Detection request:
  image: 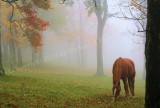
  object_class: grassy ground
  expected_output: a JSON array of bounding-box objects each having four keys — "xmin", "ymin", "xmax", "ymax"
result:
[{"xmin": 0, "ymin": 67, "xmax": 145, "ymax": 108}]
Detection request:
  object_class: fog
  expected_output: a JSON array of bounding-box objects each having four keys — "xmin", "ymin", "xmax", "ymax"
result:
[
  {"xmin": 39, "ymin": 1, "xmax": 145, "ymax": 77},
  {"xmin": 2, "ymin": 0, "xmax": 145, "ymax": 78},
  {"xmin": 0, "ymin": 1, "xmax": 147, "ymax": 107}
]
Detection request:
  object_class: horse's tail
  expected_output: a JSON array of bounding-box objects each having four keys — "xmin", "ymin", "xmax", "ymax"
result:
[{"xmin": 130, "ymin": 60, "xmax": 136, "ymax": 77}]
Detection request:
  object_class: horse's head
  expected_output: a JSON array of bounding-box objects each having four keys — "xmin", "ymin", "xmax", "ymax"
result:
[{"xmin": 112, "ymin": 82, "xmax": 121, "ymax": 101}]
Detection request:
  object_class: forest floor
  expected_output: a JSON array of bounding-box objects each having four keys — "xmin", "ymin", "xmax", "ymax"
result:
[{"xmin": 0, "ymin": 66, "xmax": 145, "ymax": 108}]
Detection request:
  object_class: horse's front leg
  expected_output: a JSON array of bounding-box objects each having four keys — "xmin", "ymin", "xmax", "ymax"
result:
[{"xmin": 122, "ymin": 78, "xmax": 129, "ymax": 99}]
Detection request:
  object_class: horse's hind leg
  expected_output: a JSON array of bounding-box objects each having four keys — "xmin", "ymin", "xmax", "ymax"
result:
[
  {"xmin": 131, "ymin": 77, "xmax": 135, "ymax": 96},
  {"xmin": 122, "ymin": 78, "xmax": 129, "ymax": 98},
  {"xmin": 128, "ymin": 77, "xmax": 135, "ymax": 96}
]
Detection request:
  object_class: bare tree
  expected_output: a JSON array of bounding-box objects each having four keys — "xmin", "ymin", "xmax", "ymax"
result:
[
  {"xmin": 114, "ymin": 0, "xmax": 147, "ymax": 79},
  {"xmin": 115, "ymin": 0, "xmax": 147, "ymax": 32}
]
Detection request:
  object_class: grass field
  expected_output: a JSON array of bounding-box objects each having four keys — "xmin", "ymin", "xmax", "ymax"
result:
[{"xmin": 0, "ymin": 66, "xmax": 145, "ymax": 108}]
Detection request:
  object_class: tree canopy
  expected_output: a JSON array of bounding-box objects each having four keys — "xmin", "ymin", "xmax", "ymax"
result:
[{"xmin": 0, "ymin": 0, "xmax": 51, "ymax": 51}]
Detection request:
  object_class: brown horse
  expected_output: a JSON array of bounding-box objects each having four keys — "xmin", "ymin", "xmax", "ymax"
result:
[{"xmin": 112, "ymin": 57, "xmax": 136, "ymax": 101}]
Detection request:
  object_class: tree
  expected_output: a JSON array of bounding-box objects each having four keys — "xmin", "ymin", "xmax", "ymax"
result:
[
  {"xmin": 115, "ymin": 0, "xmax": 147, "ymax": 79},
  {"xmin": 17, "ymin": 43, "xmax": 23, "ymax": 67},
  {"xmin": 61, "ymin": 0, "xmax": 108, "ymax": 75},
  {"xmin": 1, "ymin": 25, "xmax": 9, "ymax": 66},
  {"xmin": 145, "ymin": 0, "xmax": 160, "ymax": 107},
  {"xmin": 131, "ymin": 0, "xmax": 147, "ymax": 80},
  {"xmin": 0, "ymin": 0, "xmax": 51, "ymax": 75},
  {"xmin": 85, "ymin": 0, "xmax": 108, "ymax": 75},
  {"xmin": 95, "ymin": 0, "xmax": 108, "ymax": 75},
  {"xmin": 0, "ymin": 25, "xmax": 5, "ymax": 75},
  {"xmin": 9, "ymin": 39, "xmax": 16, "ymax": 70},
  {"xmin": 116, "ymin": 0, "xmax": 147, "ymax": 33},
  {"xmin": 64, "ymin": 0, "xmax": 89, "ymax": 66}
]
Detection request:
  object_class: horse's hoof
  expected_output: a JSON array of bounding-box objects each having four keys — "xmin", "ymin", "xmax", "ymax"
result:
[{"xmin": 117, "ymin": 95, "xmax": 121, "ymax": 99}]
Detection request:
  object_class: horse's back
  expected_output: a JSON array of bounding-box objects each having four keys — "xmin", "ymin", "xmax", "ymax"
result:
[
  {"xmin": 122, "ymin": 58, "xmax": 136, "ymax": 78},
  {"xmin": 112, "ymin": 57, "xmax": 136, "ymax": 81}
]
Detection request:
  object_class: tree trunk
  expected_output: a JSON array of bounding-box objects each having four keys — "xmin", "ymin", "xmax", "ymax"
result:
[
  {"xmin": 0, "ymin": 25, "xmax": 4, "ymax": 75},
  {"xmin": 94, "ymin": 0, "xmax": 108, "ymax": 76},
  {"xmin": 38, "ymin": 49, "xmax": 43, "ymax": 64},
  {"xmin": 9, "ymin": 40, "xmax": 16, "ymax": 70},
  {"xmin": 79, "ymin": 28, "xmax": 84, "ymax": 67},
  {"xmin": 17, "ymin": 47, "xmax": 23, "ymax": 67},
  {"xmin": 96, "ymin": 22, "xmax": 104, "ymax": 75},
  {"xmin": 1, "ymin": 25, "xmax": 9, "ymax": 66},
  {"xmin": 145, "ymin": 0, "xmax": 160, "ymax": 107},
  {"xmin": 31, "ymin": 47, "xmax": 37, "ymax": 64},
  {"xmin": 3, "ymin": 42, "xmax": 9, "ymax": 65},
  {"xmin": 79, "ymin": 11, "xmax": 84, "ymax": 67}
]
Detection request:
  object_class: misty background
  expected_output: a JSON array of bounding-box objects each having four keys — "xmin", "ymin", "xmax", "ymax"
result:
[{"xmin": 2, "ymin": 0, "xmax": 145, "ymax": 78}]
